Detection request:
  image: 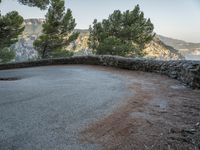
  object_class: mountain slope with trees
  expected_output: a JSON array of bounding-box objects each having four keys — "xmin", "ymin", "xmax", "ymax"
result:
[
  {"xmin": 0, "ymin": 1, "xmax": 184, "ymax": 62},
  {"xmin": 13, "ymin": 21, "xmax": 183, "ymax": 61}
]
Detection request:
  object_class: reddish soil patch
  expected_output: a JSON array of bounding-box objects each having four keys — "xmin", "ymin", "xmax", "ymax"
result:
[{"xmin": 80, "ymin": 66, "xmax": 200, "ymax": 150}]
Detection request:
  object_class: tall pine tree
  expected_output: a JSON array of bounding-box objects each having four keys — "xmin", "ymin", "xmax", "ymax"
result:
[
  {"xmin": 0, "ymin": 11, "xmax": 24, "ymax": 63},
  {"xmin": 0, "ymin": 0, "xmax": 48, "ymax": 62},
  {"xmin": 88, "ymin": 5, "xmax": 155, "ymax": 57},
  {"xmin": 34, "ymin": 0, "xmax": 79, "ymax": 58}
]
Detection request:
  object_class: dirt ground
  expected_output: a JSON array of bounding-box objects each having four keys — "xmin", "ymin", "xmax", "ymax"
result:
[{"xmin": 80, "ymin": 66, "xmax": 200, "ymax": 150}]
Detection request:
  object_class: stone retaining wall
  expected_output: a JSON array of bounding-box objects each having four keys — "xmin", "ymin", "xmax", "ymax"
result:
[{"xmin": 0, "ymin": 55, "xmax": 199, "ymax": 89}]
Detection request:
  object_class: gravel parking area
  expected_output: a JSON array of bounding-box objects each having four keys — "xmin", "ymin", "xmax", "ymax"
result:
[{"xmin": 0, "ymin": 65, "xmax": 199, "ymax": 150}]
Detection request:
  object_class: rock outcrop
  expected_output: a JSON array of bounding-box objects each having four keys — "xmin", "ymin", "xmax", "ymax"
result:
[
  {"xmin": 158, "ymin": 35, "xmax": 200, "ymax": 60},
  {"xmin": 143, "ymin": 37, "xmax": 184, "ymax": 60}
]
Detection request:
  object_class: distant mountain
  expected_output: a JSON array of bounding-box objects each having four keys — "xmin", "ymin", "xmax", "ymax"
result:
[
  {"xmin": 23, "ymin": 18, "xmax": 44, "ymax": 35},
  {"xmin": 13, "ymin": 18, "xmax": 184, "ymax": 61},
  {"xmin": 158, "ymin": 35, "xmax": 200, "ymax": 60}
]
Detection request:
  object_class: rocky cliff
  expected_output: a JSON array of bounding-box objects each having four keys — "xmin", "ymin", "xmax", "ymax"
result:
[
  {"xmin": 143, "ymin": 37, "xmax": 184, "ymax": 60},
  {"xmin": 158, "ymin": 35, "xmax": 200, "ymax": 60},
  {"xmin": 13, "ymin": 19, "xmax": 44, "ymax": 61}
]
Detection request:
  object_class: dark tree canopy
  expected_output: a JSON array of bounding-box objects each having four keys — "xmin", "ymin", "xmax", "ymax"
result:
[
  {"xmin": 88, "ymin": 5, "xmax": 155, "ymax": 56},
  {"xmin": 0, "ymin": 11, "xmax": 24, "ymax": 49},
  {"xmin": 0, "ymin": 0, "xmax": 49, "ymax": 9},
  {"xmin": 17, "ymin": 0, "xmax": 50, "ymax": 9},
  {"xmin": 34, "ymin": 0, "xmax": 79, "ymax": 58},
  {"xmin": 0, "ymin": 48, "xmax": 15, "ymax": 63},
  {"xmin": 0, "ymin": 11, "xmax": 24, "ymax": 62}
]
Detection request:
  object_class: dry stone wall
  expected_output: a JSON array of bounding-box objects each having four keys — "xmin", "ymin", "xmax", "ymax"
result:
[{"xmin": 0, "ymin": 55, "xmax": 199, "ymax": 89}]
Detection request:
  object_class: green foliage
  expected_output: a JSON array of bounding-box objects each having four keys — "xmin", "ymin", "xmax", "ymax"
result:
[
  {"xmin": 0, "ymin": 0, "xmax": 46, "ymax": 62},
  {"xmin": 96, "ymin": 36, "xmax": 135, "ymax": 56},
  {"xmin": 88, "ymin": 5, "xmax": 155, "ymax": 57},
  {"xmin": 0, "ymin": 11, "xmax": 24, "ymax": 62},
  {"xmin": 50, "ymin": 50, "xmax": 74, "ymax": 58},
  {"xmin": 0, "ymin": 0, "xmax": 49, "ymax": 9},
  {"xmin": 19, "ymin": 0, "xmax": 49, "ymax": 9},
  {"xmin": 18, "ymin": 0, "xmax": 49, "ymax": 9},
  {"xmin": 0, "ymin": 48, "xmax": 15, "ymax": 63},
  {"xmin": 34, "ymin": 0, "xmax": 79, "ymax": 58},
  {"xmin": 0, "ymin": 11, "xmax": 24, "ymax": 49}
]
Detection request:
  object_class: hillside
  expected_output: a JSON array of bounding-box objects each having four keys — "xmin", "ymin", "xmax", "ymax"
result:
[
  {"xmin": 158, "ymin": 35, "xmax": 200, "ymax": 60},
  {"xmin": 143, "ymin": 37, "xmax": 184, "ymax": 60},
  {"xmin": 13, "ymin": 19, "xmax": 184, "ymax": 61}
]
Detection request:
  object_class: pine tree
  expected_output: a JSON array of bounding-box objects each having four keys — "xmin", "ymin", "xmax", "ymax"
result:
[
  {"xmin": 0, "ymin": 0, "xmax": 49, "ymax": 9},
  {"xmin": 0, "ymin": 11, "xmax": 24, "ymax": 62},
  {"xmin": 34, "ymin": 0, "xmax": 79, "ymax": 58},
  {"xmin": 0, "ymin": 48, "xmax": 15, "ymax": 63},
  {"xmin": 88, "ymin": 5, "xmax": 155, "ymax": 57},
  {"xmin": 17, "ymin": 0, "xmax": 50, "ymax": 9},
  {"xmin": 0, "ymin": 0, "xmax": 47, "ymax": 63}
]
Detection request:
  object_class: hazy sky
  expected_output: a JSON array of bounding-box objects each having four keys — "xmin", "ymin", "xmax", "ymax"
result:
[{"xmin": 0, "ymin": 0, "xmax": 200, "ymax": 43}]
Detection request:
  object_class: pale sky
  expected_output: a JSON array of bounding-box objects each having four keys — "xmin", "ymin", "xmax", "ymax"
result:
[{"xmin": 0, "ymin": 0, "xmax": 200, "ymax": 43}]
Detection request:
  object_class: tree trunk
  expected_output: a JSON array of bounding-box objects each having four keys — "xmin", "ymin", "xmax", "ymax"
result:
[{"xmin": 42, "ymin": 44, "xmax": 48, "ymax": 59}]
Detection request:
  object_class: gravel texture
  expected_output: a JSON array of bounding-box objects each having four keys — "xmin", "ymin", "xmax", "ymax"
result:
[
  {"xmin": 0, "ymin": 65, "xmax": 128, "ymax": 150},
  {"xmin": 0, "ymin": 65, "xmax": 199, "ymax": 150}
]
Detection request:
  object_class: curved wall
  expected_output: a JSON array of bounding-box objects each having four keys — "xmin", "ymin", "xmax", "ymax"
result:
[{"xmin": 0, "ymin": 55, "xmax": 199, "ymax": 89}]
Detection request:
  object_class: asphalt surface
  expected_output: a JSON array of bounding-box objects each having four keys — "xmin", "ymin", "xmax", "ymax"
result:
[{"xmin": 0, "ymin": 65, "xmax": 129, "ymax": 150}]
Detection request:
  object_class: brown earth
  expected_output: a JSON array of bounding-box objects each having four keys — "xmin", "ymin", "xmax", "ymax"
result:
[{"xmin": 80, "ymin": 66, "xmax": 200, "ymax": 150}]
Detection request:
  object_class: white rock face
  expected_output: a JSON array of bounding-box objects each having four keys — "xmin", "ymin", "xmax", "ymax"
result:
[
  {"xmin": 14, "ymin": 37, "xmax": 38, "ymax": 62},
  {"xmin": 14, "ymin": 19, "xmax": 44, "ymax": 62}
]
